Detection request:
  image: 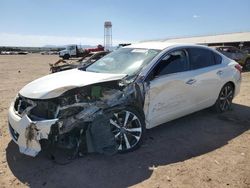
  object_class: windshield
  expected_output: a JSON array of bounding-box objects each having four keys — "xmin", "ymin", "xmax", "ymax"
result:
[
  {"xmin": 66, "ymin": 46, "xmax": 75, "ymax": 50},
  {"xmin": 86, "ymin": 48, "xmax": 160, "ymax": 75}
]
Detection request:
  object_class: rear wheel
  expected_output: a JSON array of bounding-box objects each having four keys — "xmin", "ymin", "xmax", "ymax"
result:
[
  {"xmin": 213, "ymin": 83, "xmax": 234, "ymax": 113},
  {"xmin": 109, "ymin": 107, "xmax": 145, "ymax": 153}
]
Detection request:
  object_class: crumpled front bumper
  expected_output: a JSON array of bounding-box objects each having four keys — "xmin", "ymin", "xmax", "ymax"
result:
[{"xmin": 8, "ymin": 102, "xmax": 58, "ymax": 157}]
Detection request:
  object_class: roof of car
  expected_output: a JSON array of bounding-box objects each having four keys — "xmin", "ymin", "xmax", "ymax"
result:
[{"xmin": 123, "ymin": 41, "xmax": 202, "ymax": 50}]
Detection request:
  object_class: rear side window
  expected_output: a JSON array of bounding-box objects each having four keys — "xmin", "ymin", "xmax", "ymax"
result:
[
  {"xmin": 188, "ymin": 48, "xmax": 216, "ymax": 70},
  {"xmin": 214, "ymin": 53, "xmax": 222, "ymax": 64}
]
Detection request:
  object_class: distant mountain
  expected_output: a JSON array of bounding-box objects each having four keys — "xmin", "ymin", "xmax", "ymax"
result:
[{"xmin": 43, "ymin": 45, "xmax": 59, "ymax": 48}]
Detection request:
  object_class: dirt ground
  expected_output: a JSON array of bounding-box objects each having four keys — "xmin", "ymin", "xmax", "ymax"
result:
[{"xmin": 0, "ymin": 54, "xmax": 249, "ymax": 188}]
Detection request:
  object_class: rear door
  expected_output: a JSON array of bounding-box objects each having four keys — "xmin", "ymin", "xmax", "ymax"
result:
[{"xmin": 186, "ymin": 47, "xmax": 225, "ymax": 108}]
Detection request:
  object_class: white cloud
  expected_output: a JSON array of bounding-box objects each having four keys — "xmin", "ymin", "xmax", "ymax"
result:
[
  {"xmin": 0, "ymin": 33, "xmax": 133, "ymax": 47},
  {"xmin": 192, "ymin": 14, "xmax": 201, "ymax": 19}
]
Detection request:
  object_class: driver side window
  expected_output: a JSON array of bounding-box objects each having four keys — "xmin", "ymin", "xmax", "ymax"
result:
[{"xmin": 152, "ymin": 50, "xmax": 188, "ymax": 78}]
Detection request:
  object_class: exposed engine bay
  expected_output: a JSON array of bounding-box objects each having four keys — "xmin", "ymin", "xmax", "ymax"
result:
[{"xmin": 10, "ymin": 78, "xmax": 146, "ymax": 159}]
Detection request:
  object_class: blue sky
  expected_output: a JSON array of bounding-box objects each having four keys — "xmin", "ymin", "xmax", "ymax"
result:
[{"xmin": 0, "ymin": 0, "xmax": 250, "ymax": 46}]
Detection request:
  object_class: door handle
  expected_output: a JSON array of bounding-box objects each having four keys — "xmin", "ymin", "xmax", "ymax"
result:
[
  {"xmin": 186, "ymin": 79, "xmax": 196, "ymax": 85},
  {"xmin": 217, "ymin": 70, "xmax": 223, "ymax": 75}
]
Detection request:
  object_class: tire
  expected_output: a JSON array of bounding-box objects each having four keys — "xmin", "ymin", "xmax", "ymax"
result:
[
  {"xmin": 63, "ymin": 54, "xmax": 70, "ymax": 60},
  {"xmin": 244, "ymin": 58, "xmax": 250, "ymax": 71},
  {"xmin": 213, "ymin": 83, "xmax": 234, "ymax": 113},
  {"xmin": 109, "ymin": 107, "xmax": 145, "ymax": 153}
]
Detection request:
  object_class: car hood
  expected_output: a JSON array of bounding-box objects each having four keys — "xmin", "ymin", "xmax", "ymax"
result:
[{"xmin": 19, "ymin": 69, "xmax": 126, "ymax": 99}]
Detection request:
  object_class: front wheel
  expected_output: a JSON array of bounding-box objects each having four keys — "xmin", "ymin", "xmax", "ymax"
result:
[
  {"xmin": 109, "ymin": 107, "xmax": 145, "ymax": 153},
  {"xmin": 63, "ymin": 54, "xmax": 70, "ymax": 60},
  {"xmin": 213, "ymin": 83, "xmax": 234, "ymax": 113}
]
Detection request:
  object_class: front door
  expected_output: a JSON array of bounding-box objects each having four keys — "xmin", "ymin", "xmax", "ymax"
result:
[{"xmin": 144, "ymin": 49, "xmax": 194, "ymax": 128}]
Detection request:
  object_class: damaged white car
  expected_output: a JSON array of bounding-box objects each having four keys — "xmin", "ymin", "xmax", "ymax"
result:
[{"xmin": 8, "ymin": 42, "xmax": 241, "ymax": 157}]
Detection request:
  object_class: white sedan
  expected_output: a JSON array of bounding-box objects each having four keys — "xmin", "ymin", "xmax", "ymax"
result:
[{"xmin": 8, "ymin": 42, "xmax": 241, "ymax": 157}]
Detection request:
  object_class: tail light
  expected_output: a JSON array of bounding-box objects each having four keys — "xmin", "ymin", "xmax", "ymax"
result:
[{"xmin": 235, "ymin": 64, "xmax": 242, "ymax": 73}]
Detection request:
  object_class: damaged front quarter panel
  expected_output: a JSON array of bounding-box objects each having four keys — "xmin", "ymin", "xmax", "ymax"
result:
[
  {"xmin": 46, "ymin": 78, "xmax": 147, "ymax": 157},
  {"xmin": 9, "ymin": 76, "xmax": 147, "ymax": 157}
]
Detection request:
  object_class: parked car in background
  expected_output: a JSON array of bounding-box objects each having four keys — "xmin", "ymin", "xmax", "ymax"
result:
[
  {"xmin": 50, "ymin": 51, "xmax": 109, "ymax": 73},
  {"xmin": 8, "ymin": 42, "xmax": 241, "ymax": 157},
  {"xmin": 243, "ymin": 47, "xmax": 250, "ymax": 54},
  {"xmin": 215, "ymin": 46, "xmax": 250, "ymax": 70},
  {"xmin": 0, "ymin": 51, "xmax": 28, "ymax": 55},
  {"xmin": 59, "ymin": 45, "xmax": 104, "ymax": 59}
]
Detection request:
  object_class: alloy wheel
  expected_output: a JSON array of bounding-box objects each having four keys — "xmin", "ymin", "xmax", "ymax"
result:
[
  {"xmin": 109, "ymin": 110, "xmax": 142, "ymax": 152},
  {"xmin": 219, "ymin": 84, "xmax": 234, "ymax": 111}
]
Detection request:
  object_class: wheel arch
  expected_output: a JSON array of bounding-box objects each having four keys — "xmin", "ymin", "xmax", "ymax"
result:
[
  {"xmin": 221, "ymin": 81, "xmax": 235, "ymax": 97},
  {"xmin": 227, "ymin": 81, "xmax": 235, "ymax": 91},
  {"xmin": 213, "ymin": 81, "xmax": 235, "ymax": 113},
  {"xmin": 125, "ymin": 105, "xmax": 146, "ymax": 121},
  {"xmin": 214, "ymin": 81, "xmax": 235, "ymax": 104}
]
